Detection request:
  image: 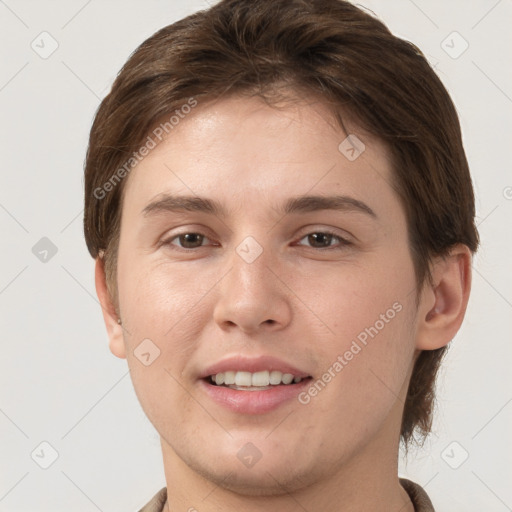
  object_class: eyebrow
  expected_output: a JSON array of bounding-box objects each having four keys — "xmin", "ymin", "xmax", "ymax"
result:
[{"xmin": 142, "ymin": 194, "xmax": 377, "ymax": 219}]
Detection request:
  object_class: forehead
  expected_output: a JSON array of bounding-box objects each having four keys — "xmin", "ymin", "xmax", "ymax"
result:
[{"xmin": 121, "ymin": 94, "xmax": 396, "ymax": 217}]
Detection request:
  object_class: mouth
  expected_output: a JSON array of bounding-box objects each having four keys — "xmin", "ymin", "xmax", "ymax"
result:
[
  {"xmin": 205, "ymin": 370, "xmax": 312, "ymax": 391},
  {"xmin": 198, "ymin": 355, "xmax": 314, "ymax": 413},
  {"xmin": 200, "ymin": 368, "xmax": 313, "ymax": 414}
]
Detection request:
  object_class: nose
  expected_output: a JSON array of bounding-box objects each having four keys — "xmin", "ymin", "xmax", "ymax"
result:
[{"xmin": 212, "ymin": 243, "xmax": 293, "ymax": 334}]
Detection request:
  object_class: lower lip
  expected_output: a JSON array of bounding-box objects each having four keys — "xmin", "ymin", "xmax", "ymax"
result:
[{"xmin": 199, "ymin": 378, "xmax": 312, "ymax": 415}]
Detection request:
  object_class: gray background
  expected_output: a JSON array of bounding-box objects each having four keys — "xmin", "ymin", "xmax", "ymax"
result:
[{"xmin": 0, "ymin": 0, "xmax": 511, "ymax": 510}]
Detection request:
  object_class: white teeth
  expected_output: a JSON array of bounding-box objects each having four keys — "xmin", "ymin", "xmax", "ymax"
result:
[
  {"xmin": 252, "ymin": 370, "xmax": 270, "ymax": 387},
  {"xmin": 209, "ymin": 370, "xmax": 306, "ymax": 387},
  {"xmin": 269, "ymin": 370, "xmax": 282, "ymax": 385},
  {"xmin": 235, "ymin": 371, "xmax": 252, "ymax": 387},
  {"xmin": 224, "ymin": 371, "xmax": 236, "ymax": 385},
  {"xmin": 281, "ymin": 373, "xmax": 294, "ymax": 385}
]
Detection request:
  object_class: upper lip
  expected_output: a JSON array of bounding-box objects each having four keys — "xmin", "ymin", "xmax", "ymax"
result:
[{"xmin": 199, "ymin": 355, "xmax": 311, "ymax": 379}]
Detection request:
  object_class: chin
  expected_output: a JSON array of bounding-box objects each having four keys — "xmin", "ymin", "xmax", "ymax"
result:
[
  {"xmin": 195, "ymin": 461, "xmax": 315, "ymax": 496},
  {"xmin": 179, "ymin": 443, "xmax": 325, "ymax": 497}
]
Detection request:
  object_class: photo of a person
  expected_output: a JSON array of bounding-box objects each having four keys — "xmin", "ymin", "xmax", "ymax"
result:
[{"xmin": 83, "ymin": 1, "xmax": 480, "ymax": 510}]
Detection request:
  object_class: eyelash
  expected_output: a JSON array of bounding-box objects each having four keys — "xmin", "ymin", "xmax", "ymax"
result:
[{"xmin": 162, "ymin": 230, "xmax": 352, "ymax": 251}]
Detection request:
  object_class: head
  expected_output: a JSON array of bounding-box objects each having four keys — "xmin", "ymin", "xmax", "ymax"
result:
[{"xmin": 84, "ymin": 0, "xmax": 478, "ymax": 492}]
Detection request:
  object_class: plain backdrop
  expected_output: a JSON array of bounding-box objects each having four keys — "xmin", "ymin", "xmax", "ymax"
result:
[{"xmin": 0, "ymin": 1, "xmax": 511, "ymax": 511}]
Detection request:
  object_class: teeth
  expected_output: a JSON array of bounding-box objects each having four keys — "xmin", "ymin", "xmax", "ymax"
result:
[
  {"xmin": 235, "ymin": 371, "xmax": 252, "ymax": 387},
  {"xmin": 281, "ymin": 373, "xmax": 294, "ymax": 385},
  {"xmin": 224, "ymin": 371, "xmax": 236, "ymax": 385},
  {"xmin": 269, "ymin": 370, "xmax": 282, "ymax": 385},
  {"xmin": 252, "ymin": 370, "xmax": 270, "ymax": 387},
  {"xmin": 209, "ymin": 370, "xmax": 304, "ymax": 387}
]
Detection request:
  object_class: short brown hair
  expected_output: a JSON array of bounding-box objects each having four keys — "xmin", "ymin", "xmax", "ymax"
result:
[{"xmin": 83, "ymin": 0, "xmax": 479, "ymax": 446}]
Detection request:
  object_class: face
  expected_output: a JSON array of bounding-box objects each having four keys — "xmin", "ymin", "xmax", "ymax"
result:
[{"xmin": 113, "ymin": 95, "xmax": 419, "ymax": 494}]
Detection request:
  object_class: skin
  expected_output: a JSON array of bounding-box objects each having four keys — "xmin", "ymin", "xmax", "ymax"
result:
[{"xmin": 95, "ymin": 94, "xmax": 472, "ymax": 511}]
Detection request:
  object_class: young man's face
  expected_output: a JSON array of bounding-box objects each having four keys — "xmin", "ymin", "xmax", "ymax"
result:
[{"xmin": 110, "ymin": 95, "xmax": 420, "ymax": 493}]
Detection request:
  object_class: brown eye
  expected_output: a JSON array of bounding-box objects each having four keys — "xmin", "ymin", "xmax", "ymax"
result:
[
  {"xmin": 307, "ymin": 233, "xmax": 334, "ymax": 248},
  {"xmin": 168, "ymin": 233, "xmax": 208, "ymax": 249},
  {"xmin": 298, "ymin": 231, "xmax": 350, "ymax": 250}
]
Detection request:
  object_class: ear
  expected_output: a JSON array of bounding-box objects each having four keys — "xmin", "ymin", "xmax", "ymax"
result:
[
  {"xmin": 416, "ymin": 244, "xmax": 473, "ymax": 350},
  {"xmin": 94, "ymin": 257, "xmax": 126, "ymax": 359}
]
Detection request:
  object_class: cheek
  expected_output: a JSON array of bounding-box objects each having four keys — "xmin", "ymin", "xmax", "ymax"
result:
[
  {"xmin": 295, "ymin": 245, "xmax": 417, "ymax": 409},
  {"xmin": 296, "ymin": 297, "xmax": 416, "ymax": 456},
  {"xmin": 115, "ymin": 255, "xmax": 221, "ymax": 422},
  {"xmin": 295, "ymin": 247, "xmax": 415, "ymax": 350},
  {"xmin": 116, "ymin": 256, "xmax": 210, "ymax": 424},
  {"xmin": 117, "ymin": 252, "xmax": 215, "ymax": 339}
]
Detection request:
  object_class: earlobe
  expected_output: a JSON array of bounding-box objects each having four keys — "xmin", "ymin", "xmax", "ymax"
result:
[
  {"xmin": 416, "ymin": 245, "xmax": 472, "ymax": 351},
  {"xmin": 94, "ymin": 257, "xmax": 126, "ymax": 359}
]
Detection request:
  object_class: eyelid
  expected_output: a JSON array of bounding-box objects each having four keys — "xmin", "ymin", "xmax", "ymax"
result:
[
  {"xmin": 160, "ymin": 225, "xmax": 355, "ymax": 251},
  {"xmin": 295, "ymin": 225, "xmax": 354, "ymax": 242},
  {"xmin": 159, "ymin": 226, "xmax": 218, "ymax": 250},
  {"xmin": 294, "ymin": 229, "xmax": 353, "ymax": 250}
]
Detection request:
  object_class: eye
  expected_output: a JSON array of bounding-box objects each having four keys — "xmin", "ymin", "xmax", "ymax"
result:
[
  {"xmin": 297, "ymin": 231, "xmax": 351, "ymax": 250},
  {"xmin": 164, "ymin": 232, "xmax": 213, "ymax": 250},
  {"xmin": 162, "ymin": 230, "xmax": 350, "ymax": 251}
]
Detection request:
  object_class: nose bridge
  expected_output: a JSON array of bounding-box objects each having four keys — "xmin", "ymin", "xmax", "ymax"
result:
[
  {"xmin": 233, "ymin": 237, "xmax": 270, "ymax": 296},
  {"xmin": 227, "ymin": 236, "xmax": 275, "ymax": 306},
  {"xmin": 213, "ymin": 235, "xmax": 292, "ymax": 332}
]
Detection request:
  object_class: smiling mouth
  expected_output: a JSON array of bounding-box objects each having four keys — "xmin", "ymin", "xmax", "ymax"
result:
[{"xmin": 205, "ymin": 370, "xmax": 313, "ymax": 391}]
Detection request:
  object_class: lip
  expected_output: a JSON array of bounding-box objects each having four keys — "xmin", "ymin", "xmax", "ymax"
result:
[
  {"xmin": 198, "ymin": 355, "xmax": 313, "ymax": 415},
  {"xmin": 199, "ymin": 355, "xmax": 311, "ymax": 379},
  {"xmin": 199, "ymin": 377, "xmax": 312, "ymax": 415}
]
